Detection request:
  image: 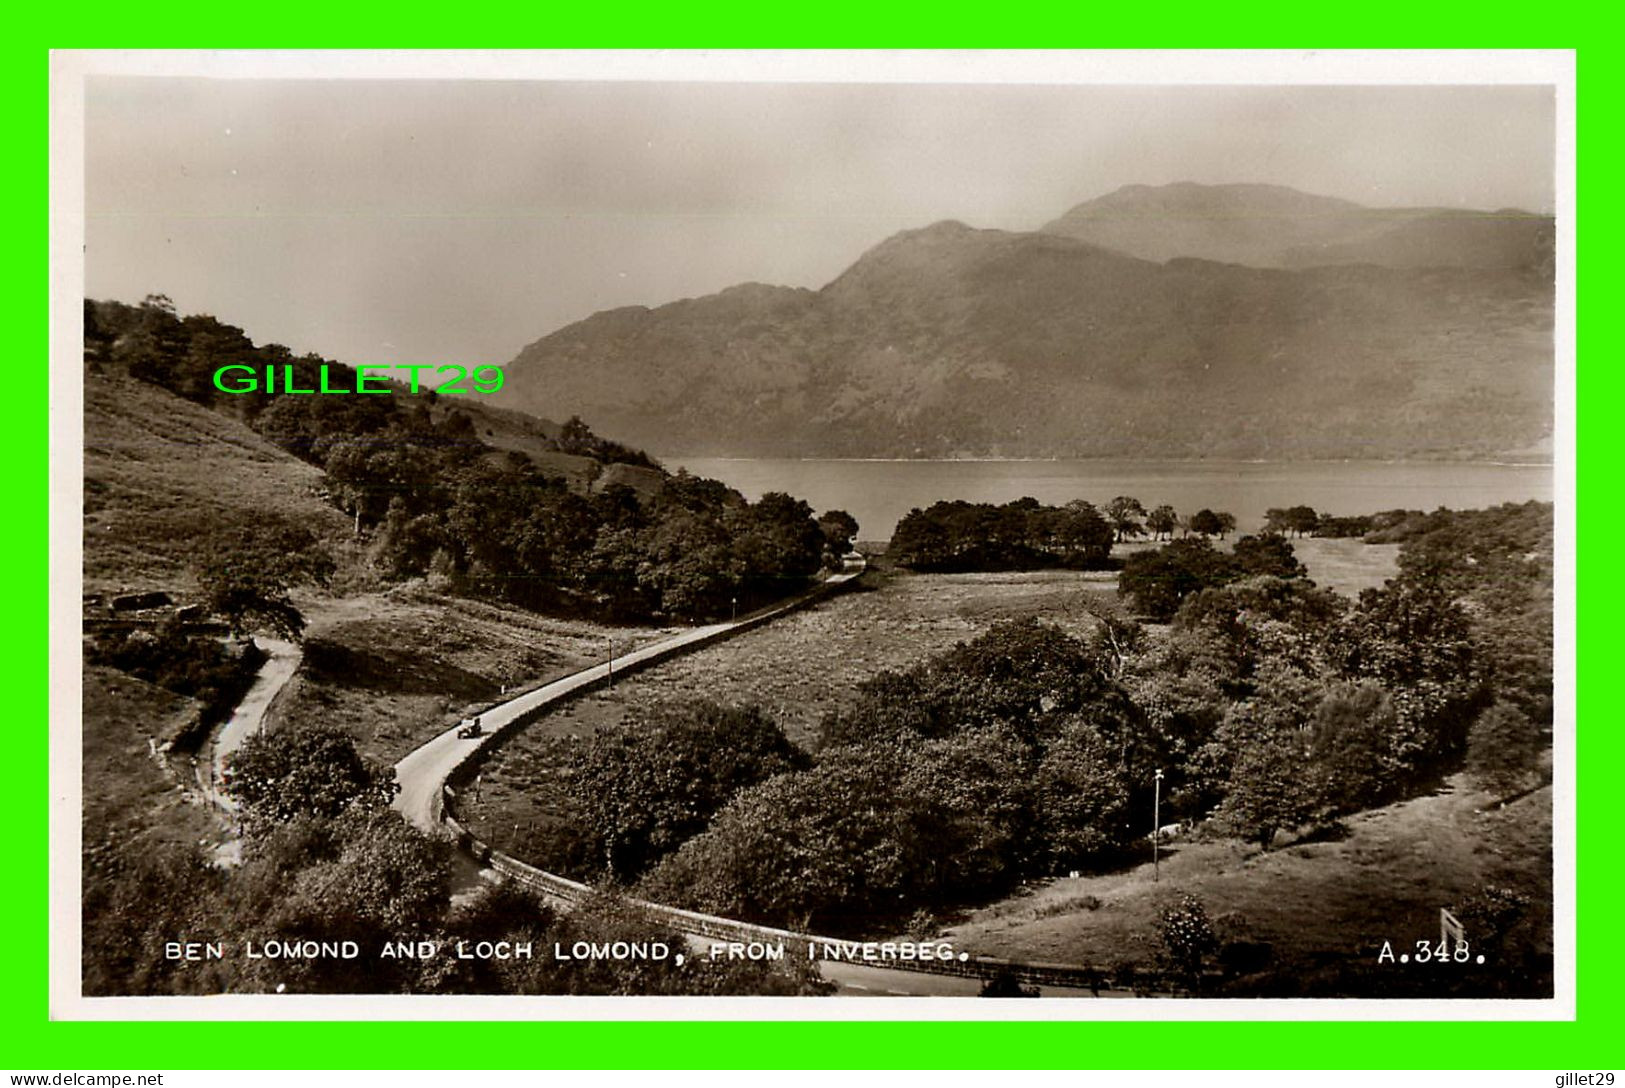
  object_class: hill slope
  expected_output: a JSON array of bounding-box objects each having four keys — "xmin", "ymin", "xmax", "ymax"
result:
[
  {"xmin": 83, "ymin": 368, "xmax": 354, "ymax": 595},
  {"xmin": 498, "ymin": 214, "xmax": 1553, "ymax": 460}
]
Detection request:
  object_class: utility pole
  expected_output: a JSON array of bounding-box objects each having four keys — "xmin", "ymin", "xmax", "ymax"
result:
[
  {"xmin": 1153, "ymin": 768, "xmax": 1164, "ymax": 882},
  {"xmin": 607, "ymin": 638, "xmax": 614, "ymax": 691}
]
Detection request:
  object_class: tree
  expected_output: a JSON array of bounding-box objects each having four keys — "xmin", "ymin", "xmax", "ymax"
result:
[
  {"xmin": 900, "ymin": 726, "xmax": 1037, "ymax": 893},
  {"xmin": 1310, "ymin": 682, "xmax": 1399, "ymax": 813},
  {"xmin": 1465, "ymin": 701, "xmax": 1545, "ymax": 798},
  {"xmin": 1231, "ymin": 533, "xmax": 1305, "ymax": 579},
  {"xmin": 1214, "ymin": 700, "xmax": 1319, "ymax": 849},
  {"xmin": 1118, "ymin": 538, "xmax": 1239, "ymax": 621},
  {"xmin": 198, "ymin": 563, "xmax": 306, "ymax": 641},
  {"xmin": 1327, "ymin": 579, "xmax": 1484, "ymax": 779},
  {"xmin": 195, "ymin": 526, "xmax": 333, "ymax": 641},
  {"xmin": 1216, "ymin": 512, "xmax": 1238, "ymax": 539},
  {"xmin": 1034, "ymin": 717, "xmax": 1132, "ymax": 868},
  {"xmin": 638, "ymin": 744, "xmax": 940, "ymax": 932},
  {"xmin": 817, "ymin": 509, "xmax": 860, "ymax": 559},
  {"xmin": 1146, "ymin": 505, "xmax": 1179, "ymax": 541},
  {"xmin": 1158, "ymin": 894, "xmax": 1219, "ymax": 993},
  {"xmin": 276, "ymin": 810, "xmax": 451, "ymax": 930},
  {"xmin": 224, "ymin": 724, "xmax": 397, "ymax": 830},
  {"xmin": 1106, "ymin": 496, "xmax": 1148, "ymax": 542},
  {"xmin": 820, "ymin": 618, "xmax": 1121, "ymax": 748},
  {"xmin": 568, "ymin": 701, "xmax": 808, "ymax": 881},
  {"xmin": 1284, "ymin": 505, "xmax": 1320, "ymax": 537},
  {"xmin": 1189, "ymin": 509, "xmax": 1223, "ymax": 537},
  {"xmin": 1051, "ymin": 500, "xmax": 1114, "ymax": 567}
]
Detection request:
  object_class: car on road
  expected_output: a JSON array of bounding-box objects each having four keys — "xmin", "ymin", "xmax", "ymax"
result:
[{"xmin": 456, "ymin": 717, "xmax": 483, "ymax": 739}]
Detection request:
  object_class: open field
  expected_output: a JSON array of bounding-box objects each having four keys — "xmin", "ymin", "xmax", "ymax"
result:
[
  {"xmin": 476, "ymin": 567, "xmax": 1119, "ymax": 753},
  {"xmin": 940, "ymin": 771, "xmax": 1551, "ymax": 990},
  {"xmin": 1290, "ymin": 537, "xmax": 1401, "ymax": 596},
  {"xmin": 267, "ymin": 585, "xmax": 667, "ymax": 767}
]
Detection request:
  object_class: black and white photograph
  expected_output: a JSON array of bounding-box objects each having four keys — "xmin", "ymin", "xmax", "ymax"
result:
[{"xmin": 52, "ymin": 50, "xmax": 1573, "ymax": 1016}]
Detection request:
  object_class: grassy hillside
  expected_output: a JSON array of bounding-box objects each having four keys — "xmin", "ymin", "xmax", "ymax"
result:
[
  {"xmin": 83, "ymin": 369, "xmax": 353, "ymax": 595},
  {"xmin": 265, "ymin": 585, "xmax": 667, "ymax": 767},
  {"xmin": 941, "ymin": 771, "xmax": 1551, "ymax": 997},
  {"xmin": 82, "ymin": 665, "xmax": 228, "ymax": 865}
]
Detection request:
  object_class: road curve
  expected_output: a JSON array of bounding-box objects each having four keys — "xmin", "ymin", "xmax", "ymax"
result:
[
  {"xmin": 388, "ymin": 555, "xmax": 1121, "ymax": 997},
  {"xmin": 201, "ymin": 636, "xmax": 301, "ymax": 812},
  {"xmin": 393, "ymin": 558, "xmax": 866, "ymax": 834}
]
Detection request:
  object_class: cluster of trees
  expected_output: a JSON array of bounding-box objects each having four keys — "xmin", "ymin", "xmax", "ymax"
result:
[
  {"xmin": 551, "ymin": 503, "xmax": 1548, "ymax": 940},
  {"xmin": 1117, "ymin": 535, "xmax": 1305, "ymax": 621},
  {"xmin": 559, "ymin": 702, "xmax": 810, "ymax": 882},
  {"xmin": 634, "ymin": 619, "xmax": 1146, "ymax": 932},
  {"xmin": 1104, "ymin": 497, "xmax": 1237, "ymax": 542},
  {"xmin": 83, "ymin": 721, "xmax": 825, "ymax": 996},
  {"xmin": 889, "ymin": 498, "xmax": 1114, "ymax": 571},
  {"xmin": 87, "ymin": 296, "xmax": 846, "ymax": 622},
  {"xmin": 85, "ymin": 296, "xmax": 655, "ymax": 469},
  {"xmin": 1261, "ymin": 505, "xmax": 1324, "ymax": 537},
  {"xmin": 889, "ymin": 496, "xmax": 1251, "ymax": 572},
  {"xmin": 355, "ymin": 444, "xmax": 832, "ymax": 618},
  {"xmin": 1265, "ymin": 505, "xmax": 1451, "ymax": 541}
]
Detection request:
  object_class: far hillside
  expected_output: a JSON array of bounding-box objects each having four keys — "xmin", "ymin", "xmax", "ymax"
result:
[{"xmin": 1042, "ymin": 182, "xmax": 1554, "ymax": 274}]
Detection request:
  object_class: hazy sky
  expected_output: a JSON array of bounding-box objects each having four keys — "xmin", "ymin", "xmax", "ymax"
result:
[{"xmin": 84, "ymin": 79, "xmax": 1555, "ymax": 369}]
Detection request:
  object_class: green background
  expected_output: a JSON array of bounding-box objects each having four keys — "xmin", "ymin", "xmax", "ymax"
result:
[{"xmin": 18, "ymin": 17, "xmax": 1599, "ymax": 1071}]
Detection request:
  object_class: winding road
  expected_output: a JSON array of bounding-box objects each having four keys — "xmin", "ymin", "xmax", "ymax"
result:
[
  {"xmin": 384, "ymin": 558, "xmax": 1110, "ymax": 998},
  {"xmin": 392, "ymin": 559, "xmax": 866, "ymax": 835},
  {"xmin": 202, "ymin": 636, "xmax": 301, "ymax": 812}
]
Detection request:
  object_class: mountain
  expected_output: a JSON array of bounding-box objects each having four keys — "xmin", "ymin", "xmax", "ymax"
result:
[
  {"xmin": 1041, "ymin": 182, "xmax": 1554, "ymax": 273},
  {"xmin": 498, "ymin": 191, "xmax": 1554, "ymax": 461}
]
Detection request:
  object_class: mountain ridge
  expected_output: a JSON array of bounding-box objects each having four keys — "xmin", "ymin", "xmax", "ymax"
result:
[{"xmin": 497, "ymin": 183, "xmax": 1554, "ymax": 460}]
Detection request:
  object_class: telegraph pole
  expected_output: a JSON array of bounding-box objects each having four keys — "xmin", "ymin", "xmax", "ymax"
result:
[{"xmin": 1153, "ymin": 768, "xmax": 1164, "ymax": 882}]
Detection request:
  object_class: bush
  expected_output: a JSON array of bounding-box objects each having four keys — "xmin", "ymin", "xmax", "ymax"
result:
[
  {"xmin": 978, "ymin": 970, "xmax": 1040, "ymax": 997},
  {"xmin": 1466, "ymin": 702, "xmax": 1546, "ymax": 798},
  {"xmin": 1158, "ymin": 894, "xmax": 1219, "ymax": 992}
]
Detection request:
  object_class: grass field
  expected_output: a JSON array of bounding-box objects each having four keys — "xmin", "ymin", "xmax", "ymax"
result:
[
  {"xmin": 1290, "ymin": 537, "xmax": 1402, "ymax": 596},
  {"xmin": 478, "ymin": 566, "xmax": 1119, "ymax": 752},
  {"xmin": 939, "ymin": 771, "xmax": 1551, "ymax": 989},
  {"xmin": 266, "ymin": 584, "xmax": 668, "ymax": 767}
]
